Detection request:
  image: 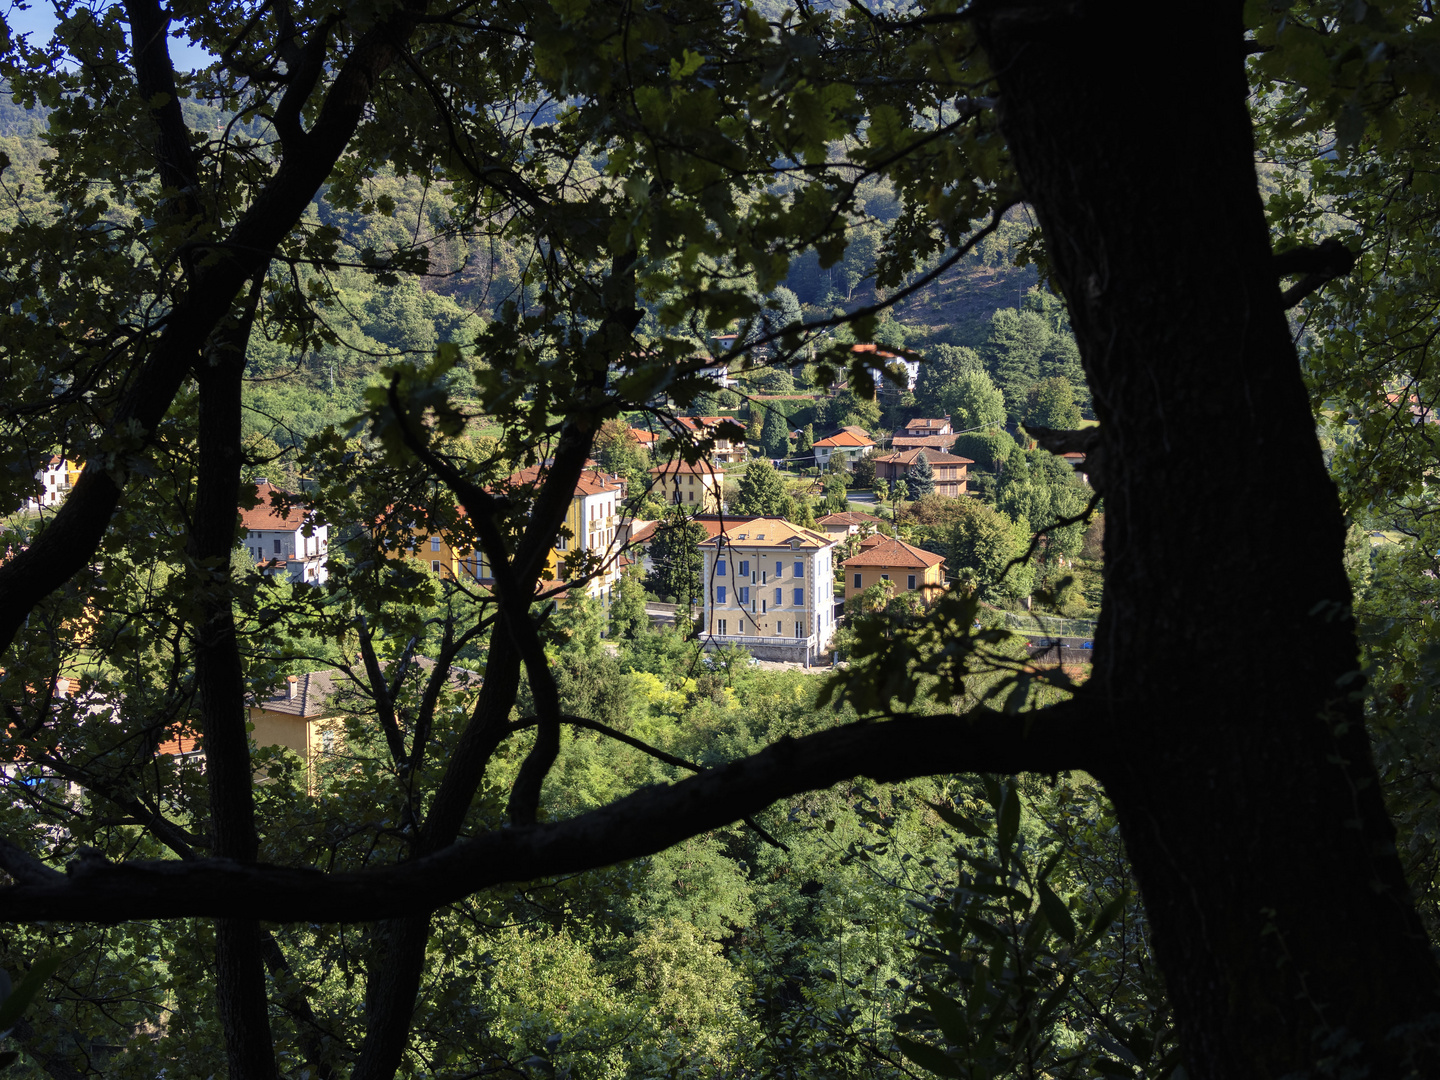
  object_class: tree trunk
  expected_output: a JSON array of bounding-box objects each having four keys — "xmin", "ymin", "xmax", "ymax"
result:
[{"xmin": 973, "ymin": 3, "xmax": 1440, "ymax": 1074}]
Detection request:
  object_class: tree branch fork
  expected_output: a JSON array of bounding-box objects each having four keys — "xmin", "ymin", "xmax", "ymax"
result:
[{"xmin": 0, "ymin": 698, "xmax": 1096, "ymax": 923}]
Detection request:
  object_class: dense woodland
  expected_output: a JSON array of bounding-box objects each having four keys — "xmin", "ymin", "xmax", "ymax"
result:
[{"xmin": 0, "ymin": 3, "xmax": 1439, "ymax": 1080}]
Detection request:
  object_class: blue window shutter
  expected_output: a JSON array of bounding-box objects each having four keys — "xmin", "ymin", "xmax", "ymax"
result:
[
  {"xmin": 717, "ymin": 559, "xmax": 727, "ymax": 576},
  {"xmin": 794, "ymin": 588, "xmax": 804, "ymax": 605},
  {"xmin": 794, "ymin": 561, "xmax": 803, "ymax": 577},
  {"xmin": 717, "ymin": 585, "xmax": 727, "ymax": 603},
  {"xmin": 774, "ymin": 588, "xmax": 782, "ymax": 605}
]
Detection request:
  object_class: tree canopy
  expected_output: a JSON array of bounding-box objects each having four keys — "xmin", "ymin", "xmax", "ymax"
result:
[{"xmin": 0, "ymin": 2, "xmax": 1438, "ymax": 1079}]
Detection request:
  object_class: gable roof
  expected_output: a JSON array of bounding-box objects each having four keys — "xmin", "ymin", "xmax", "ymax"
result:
[
  {"xmin": 892, "ymin": 434, "xmax": 960, "ymax": 450},
  {"xmin": 650, "ymin": 458, "xmax": 723, "ymax": 477},
  {"xmin": 697, "ymin": 517, "xmax": 834, "ymax": 550},
  {"xmin": 629, "ymin": 514, "xmax": 759, "ymax": 546},
  {"xmin": 813, "ymin": 430, "xmax": 875, "ymax": 448},
  {"xmin": 903, "ymin": 417, "xmax": 950, "ymax": 432},
  {"xmin": 843, "ymin": 536, "xmax": 946, "ymax": 570},
  {"xmin": 816, "ymin": 511, "xmax": 884, "ymax": 528},
  {"xmin": 505, "ymin": 465, "xmax": 625, "ymax": 497},
  {"xmin": 240, "ymin": 482, "xmax": 316, "ymax": 531},
  {"xmin": 873, "ymin": 449, "xmax": 975, "ymax": 466}
]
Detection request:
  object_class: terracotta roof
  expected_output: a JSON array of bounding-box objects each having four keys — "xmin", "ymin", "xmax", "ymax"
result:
[
  {"xmin": 697, "ymin": 517, "xmax": 833, "ymax": 549},
  {"xmin": 676, "ymin": 415, "xmax": 746, "ymax": 435},
  {"xmin": 813, "ymin": 430, "xmax": 875, "ymax": 449},
  {"xmin": 240, "ymin": 483, "xmax": 314, "ymax": 531},
  {"xmin": 903, "ymin": 417, "xmax": 950, "ymax": 432},
  {"xmin": 630, "ymin": 514, "xmax": 758, "ymax": 546},
  {"xmin": 859, "ymin": 534, "xmax": 887, "ymax": 549},
  {"xmin": 629, "ymin": 427, "xmax": 661, "ymax": 444},
  {"xmin": 156, "ymin": 726, "xmax": 203, "ymax": 758},
  {"xmin": 873, "ymin": 449, "xmax": 974, "ymax": 466},
  {"xmin": 650, "ymin": 459, "xmax": 723, "ymax": 477},
  {"xmin": 506, "ymin": 465, "xmax": 625, "ymax": 497},
  {"xmin": 816, "ymin": 511, "xmax": 884, "ymax": 528},
  {"xmin": 843, "ymin": 536, "xmax": 945, "ymax": 570}
]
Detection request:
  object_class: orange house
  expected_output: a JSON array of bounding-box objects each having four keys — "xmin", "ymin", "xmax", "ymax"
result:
[{"xmin": 843, "ymin": 536, "xmax": 947, "ymax": 605}]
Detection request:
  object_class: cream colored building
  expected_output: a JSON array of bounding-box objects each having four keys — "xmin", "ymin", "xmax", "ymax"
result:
[
  {"xmin": 843, "ymin": 535, "xmax": 947, "ymax": 606},
  {"xmin": 698, "ymin": 518, "xmax": 838, "ymax": 664},
  {"xmin": 650, "ymin": 458, "xmax": 724, "ymax": 512}
]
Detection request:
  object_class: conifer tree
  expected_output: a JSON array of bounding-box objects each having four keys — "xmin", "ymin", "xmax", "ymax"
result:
[{"xmin": 906, "ymin": 451, "xmax": 936, "ymax": 500}]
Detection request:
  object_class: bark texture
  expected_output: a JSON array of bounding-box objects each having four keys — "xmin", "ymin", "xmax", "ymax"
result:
[{"xmin": 973, "ymin": 2, "xmax": 1440, "ymax": 1075}]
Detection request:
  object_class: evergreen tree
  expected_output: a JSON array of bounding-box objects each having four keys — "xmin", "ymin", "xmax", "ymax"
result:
[
  {"xmin": 733, "ymin": 458, "xmax": 789, "ymax": 516},
  {"xmin": 1022, "ymin": 376, "xmax": 1083, "ymax": 431},
  {"xmin": 608, "ymin": 564, "xmax": 649, "ymax": 640},
  {"xmin": 797, "ymin": 424, "xmax": 815, "ymax": 454},
  {"xmin": 761, "ymin": 407, "xmax": 791, "ymax": 459},
  {"xmin": 906, "ymin": 451, "xmax": 936, "ymax": 499},
  {"xmin": 985, "ymin": 308, "xmax": 1046, "ymax": 421},
  {"xmin": 937, "ymin": 370, "xmax": 1007, "ymax": 432},
  {"xmin": 914, "ymin": 344, "xmax": 983, "ymax": 418}
]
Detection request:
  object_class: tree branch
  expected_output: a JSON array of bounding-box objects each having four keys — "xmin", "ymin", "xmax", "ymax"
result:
[
  {"xmin": 0, "ymin": 698, "xmax": 1098, "ymax": 922},
  {"xmin": 1275, "ymin": 237, "xmax": 1358, "ymax": 309}
]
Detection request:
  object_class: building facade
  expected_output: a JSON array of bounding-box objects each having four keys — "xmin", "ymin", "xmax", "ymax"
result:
[
  {"xmin": 699, "ymin": 518, "xmax": 838, "ymax": 664},
  {"xmin": 872, "ymin": 449, "xmax": 973, "ymax": 497},
  {"xmin": 812, "ymin": 430, "xmax": 875, "ymax": 470},
  {"xmin": 843, "ymin": 536, "xmax": 947, "ymax": 605},
  {"xmin": 650, "ymin": 458, "xmax": 724, "ymax": 512},
  {"xmin": 25, "ymin": 455, "xmax": 82, "ymax": 510},
  {"xmin": 241, "ymin": 482, "xmax": 330, "ymax": 584}
]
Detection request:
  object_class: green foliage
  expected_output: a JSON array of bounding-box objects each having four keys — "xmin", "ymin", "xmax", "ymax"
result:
[
  {"xmin": 645, "ymin": 510, "xmax": 708, "ymax": 617},
  {"xmin": 938, "ymin": 370, "xmax": 1007, "ymax": 433},
  {"xmin": 907, "ymin": 451, "xmax": 936, "ymax": 500},
  {"xmin": 733, "ymin": 458, "xmax": 790, "ymax": 517},
  {"xmin": 761, "ymin": 407, "xmax": 792, "ymax": 459},
  {"xmin": 609, "ymin": 563, "xmax": 649, "ymax": 640},
  {"xmin": 1021, "ymin": 377, "xmax": 1082, "ymax": 432}
]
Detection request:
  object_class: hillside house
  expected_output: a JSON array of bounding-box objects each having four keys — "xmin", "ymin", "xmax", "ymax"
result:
[
  {"xmin": 25, "ymin": 455, "xmax": 82, "ymax": 510},
  {"xmin": 650, "ymin": 458, "xmax": 724, "ymax": 512},
  {"xmin": 872, "ymin": 449, "xmax": 974, "ymax": 498},
  {"xmin": 843, "ymin": 536, "xmax": 947, "ymax": 605},
  {"xmin": 898, "ymin": 417, "xmax": 953, "ymax": 439},
  {"xmin": 698, "ymin": 518, "xmax": 838, "ymax": 664},
  {"xmin": 241, "ymin": 482, "xmax": 330, "ymax": 584},
  {"xmin": 812, "ymin": 430, "xmax": 875, "ymax": 470},
  {"xmin": 815, "ymin": 511, "xmax": 885, "ymax": 539}
]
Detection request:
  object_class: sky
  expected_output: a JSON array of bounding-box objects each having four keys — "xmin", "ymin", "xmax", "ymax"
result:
[{"xmin": 5, "ymin": 2, "xmax": 215, "ymax": 71}]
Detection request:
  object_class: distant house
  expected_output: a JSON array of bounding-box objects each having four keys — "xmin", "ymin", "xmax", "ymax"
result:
[
  {"xmin": 650, "ymin": 458, "xmax": 724, "ymax": 512},
  {"xmin": 872, "ymin": 449, "xmax": 974, "ymax": 497},
  {"xmin": 248, "ymin": 662, "xmax": 479, "ymax": 793},
  {"xmin": 899, "ymin": 417, "xmax": 953, "ymax": 438},
  {"xmin": 851, "ymin": 343, "xmax": 919, "ymax": 393},
  {"xmin": 241, "ymin": 482, "xmax": 330, "ymax": 585},
  {"xmin": 698, "ymin": 518, "xmax": 839, "ymax": 664},
  {"xmin": 25, "ymin": 454, "xmax": 82, "ymax": 510},
  {"xmin": 815, "ymin": 510, "xmax": 885, "ymax": 539},
  {"xmin": 628, "ymin": 426, "xmax": 661, "ymax": 451},
  {"xmin": 674, "ymin": 415, "xmax": 749, "ymax": 464},
  {"xmin": 813, "ymin": 430, "xmax": 876, "ymax": 470},
  {"xmin": 843, "ymin": 536, "xmax": 947, "ymax": 605}
]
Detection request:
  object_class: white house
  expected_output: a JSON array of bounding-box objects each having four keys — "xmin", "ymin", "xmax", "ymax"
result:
[{"xmin": 241, "ymin": 481, "xmax": 329, "ymax": 585}]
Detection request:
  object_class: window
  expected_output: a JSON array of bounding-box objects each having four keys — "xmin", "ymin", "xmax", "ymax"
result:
[
  {"xmin": 774, "ymin": 587, "xmax": 782, "ymax": 606},
  {"xmin": 717, "ymin": 558, "xmax": 728, "ymax": 577},
  {"xmin": 908, "ymin": 575, "xmax": 917, "ymax": 590},
  {"xmin": 557, "ymin": 534, "xmax": 568, "ymax": 551},
  {"xmin": 688, "ymin": 491, "xmax": 694, "ymax": 502},
  {"xmin": 795, "ymin": 622, "xmax": 804, "ymax": 638},
  {"xmin": 739, "ymin": 560, "xmax": 750, "ymax": 577},
  {"xmin": 718, "ymin": 619, "xmax": 728, "ymax": 635},
  {"xmin": 853, "ymin": 573, "xmax": 862, "ymax": 588},
  {"xmin": 775, "ymin": 560, "xmax": 783, "ymax": 577},
  {"xmin": 739, "ymin": 586, "xmax": 750, "ymax": 605},
  {"xmin": 274, "ymin": 538, "xmax": 281, "ymax": 554},
  {"xmin": 761, "ymin": 570, "xmax": 767, "ymax": 584},
  {"xmin": 793, "ymin": 588, "xmax": 804, "ymax": 605},
  {"xmin": 432, "ymin": 560, "xmax": 441, "ymax": 573},
  {"xmin": 431, "ymin": 537, "xmax": 441, "ymax": 552},
  {"xmin": 761, "ymin": 599, "xmax": 767, "ymax": 613},
  {"xmin": 881, "ymin": 574, "xmax": 890, "ymax": 581},
  {"xmin": 717, "ymin": 586, "xmax": 727, "ymax": 604},
  {"xmin": 794, "ymin": 561, "xmax": 804, "ymax": 578}
]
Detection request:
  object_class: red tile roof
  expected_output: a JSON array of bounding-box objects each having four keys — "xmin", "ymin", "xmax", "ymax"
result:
[
  {"xmin": 874, "ymin": 449, "xmax": 974, "ymax": 466},
  {"xmin": 813, "ymin": 430, "xmax": 875, "ymax": 449},
  {"xmin": 843, "ymin": 536, "xmax": 945, "ymax": 569},
  {"xmin": 240, "ymin": 483, "xmax": 314, "ymax": 531}
]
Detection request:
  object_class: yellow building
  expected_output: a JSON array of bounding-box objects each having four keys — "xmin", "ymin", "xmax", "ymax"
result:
[
  {"xmin": 842, "ymin": 535, "xmax": 947, "ymax": 606},
  {"xmin": 650, "ymin": 458, "xmax": 723, "ymax": 512},
  {"xmin": 698, "ymin": 517, "xmax": 838, "ymax": 664},
  {"xmin": 464, "ymin": 465, "xmax": 629, "ymax": 606}
]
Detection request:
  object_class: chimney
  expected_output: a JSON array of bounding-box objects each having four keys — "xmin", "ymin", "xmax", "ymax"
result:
[{"xmin": 287, "ymin": 675, "xmax": 298, "ymax": 701}]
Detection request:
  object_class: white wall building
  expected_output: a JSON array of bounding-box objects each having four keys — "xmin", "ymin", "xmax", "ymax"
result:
[{"xmin": 241, "ymin": 482, "xmax": 329, "ymax": 585}]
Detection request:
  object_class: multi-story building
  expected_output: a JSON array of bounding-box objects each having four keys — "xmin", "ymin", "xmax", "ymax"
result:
[
  {"xmin": 843, "ymin": 535, "xmax": 947, "ymax": 605},
  {"xmin": 812, "ymin": 429, "xmax": 875, "ymax": 470},
  {"xmin": 650, "ymin": 458, "xmax": 724, "ymax": 512},
  {"xmin": 674, "ymin": 416, "xmax": 749, "ymax": 464},
  {"xmin": 815, "ymin": 510, "xmax": 885, "ymax": 540},
  {"xmin": 241, "ymin": 481, "xmax": 330, "ymax": 584},
  {"xmin": 698, "ymin": 518, "xmax": 838, "ymax": 664},
  {"xmin": 898, "ymin": 417, "xmax": 953, "ymax": 439},
  {"xmin": 872, "ymin": 449, "xmax": 973, "ymax": 497},
  {"xmin": 463, "ymin": 465, "xmax": 629, "ymax": 606},
  {"xmin": 25, "ymin": 454, "xmax": 82, "ymax": 510}
]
